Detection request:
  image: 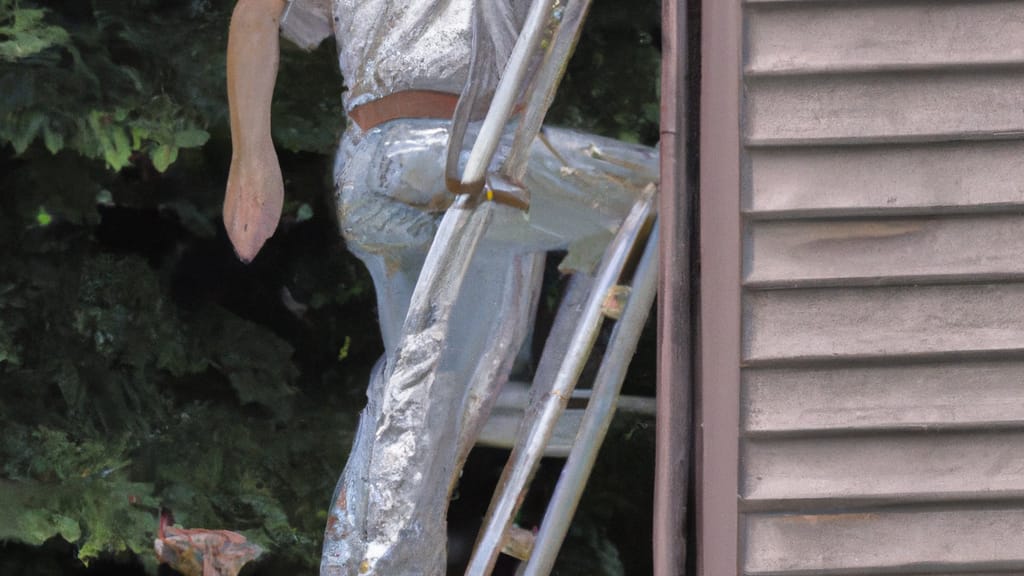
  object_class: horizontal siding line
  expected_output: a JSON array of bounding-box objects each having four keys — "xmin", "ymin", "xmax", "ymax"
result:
[
  {"xmin": 742, "ymin": 355, "xmax": 1024, "ymax": 371},
  {"xmin": 746, "ymin": 565, "xmax": 1024, "ymax": 575},
  {"xmin": 742, "ymin": 208, "xmax": 1024, "ymax": 222},
  {"xmin": 739, "ymin": 349, "xmax": 1024, "ymax": 370},
  {"xmin": 745, "ymin": 564, "xmax": 1024, "ymax": 576},
  {"xmin": 741, "ymin": 421, "xmax": 1024, "ymax": 440},
  {"xmin": 740, "ymin": 497, "xmax": 1024, "ymax": 516},
  {"xmin": 744, "ymin": 63, "xmax": 1024, "ymax": 81},
  {"xmin": 743, "ymin": 274, "xmax": 1024, "ymax": 291},
  {"xmin": 746, "ymin": 60, "xmax": 1024, "ymax": 78},
  {"xmin": 743, "ymin": 0, "xmax": 954, "ymax": 4},
  {"xmin": 745, "ymin": 131, "xmax": 1024, "ymax": 148},
  {"xmin": 743, "ymin": 0, "xmax": 964, "ymax": 4},
  {"xmin": 747, "ymin": 140, "xmax": 1024, "ymax": 153},
  {"xmin": 741, "ymin": 494, "xmax": 1024, "ymax": 515},
  {"xmin": 742, "ymin": 204, "xmax": 1024, "ymax": 221}
]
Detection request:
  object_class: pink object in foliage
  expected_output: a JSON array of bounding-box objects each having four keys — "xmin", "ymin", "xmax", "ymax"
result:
[{"xmin": 154, "ymin": 520, "xmax": 263, "ymax": 576}]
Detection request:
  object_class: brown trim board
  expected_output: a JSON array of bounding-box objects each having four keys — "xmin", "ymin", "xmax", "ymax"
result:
[
  {"xmin": 655, "ymin": 0, "xmax": 692, "ymax": 573},
  {"xmin": 697, "ymin": 0, "xmax": 742, "ymax": 574}
]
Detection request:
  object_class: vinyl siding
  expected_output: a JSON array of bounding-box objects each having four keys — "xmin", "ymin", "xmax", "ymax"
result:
[{"xmin": 740, "ymin": 1, "xmax": 1024, "ymax": 573}]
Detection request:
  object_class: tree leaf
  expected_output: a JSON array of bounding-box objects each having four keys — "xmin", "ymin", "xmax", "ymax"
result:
[
  {"xmin": 10, "ymin": 111, "xmax": 46, "ymax": 154},
  {"xmin": 42, "ymin": 123, "xmax": 63, "ymax": 154},
  {"xmin": 150, "ymin": 144, "xmax": 178, "ymax": 173},
  {"xmin": 173, "ymin": 128, "xmax": 209, "ymax": 148},
  {"xmin": 103, "ymin": 126, "xmax": 132, "ymax": 171},
  {"xmin": 130, "ymin": 126, "xmax": 148, "ymax": 150}
]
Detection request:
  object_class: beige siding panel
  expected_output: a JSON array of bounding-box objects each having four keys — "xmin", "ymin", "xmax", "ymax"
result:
[
  {"xmin": 745, "ymin": 216, "xmax": 1024, "ymax": 287},
  {"xmin": 737, "ymin": 2, "xmax": 1024, "ymax": 574},
  {"xmin": 743, "ymin": 432, "xmax": 1024, "ymax": 503},
  {"xmin": 746, "ymin": 141, "xmax": 1024, "ymax": 217},
  {"xmin": 747, "ymin": 1, "xmax": 1024, "ymax": 74},
  {"xmin": 744, "ymin": 363, "xmax": 1024, "ymax": 434},
  {"xmin": 745, "ymin": 508, "xmax": 1024, "ymax": 574},
  {"xmin": 744, "ymin": 285, "xmax": 1024, "ymax": 362},
  {"xmin": 746, "ymin": 71, "xmax": 1024, "ymax": 145}
]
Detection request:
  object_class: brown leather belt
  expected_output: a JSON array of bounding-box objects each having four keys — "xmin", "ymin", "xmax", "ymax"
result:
[
  {"xmin": 348, "ymin": 90, "xmax": 461, "ymax": 132},
  {"xmin": 348, "ymin": 89, "xmax": 531, "ymax": 210}
]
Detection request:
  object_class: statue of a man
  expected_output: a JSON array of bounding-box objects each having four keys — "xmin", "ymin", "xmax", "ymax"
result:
[{"xmin": 223, "ymin": 1, "xmax": 657, "ymax": 573}]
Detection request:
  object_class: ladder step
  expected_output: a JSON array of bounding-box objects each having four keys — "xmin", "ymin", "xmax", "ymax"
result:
[
  {"xmin": 476, "ymin": 381, "xmax": 656, "ymax": 457},
  {"xmin": 500, "ymin": 525, "xmax": 536, "ymax": 562}
]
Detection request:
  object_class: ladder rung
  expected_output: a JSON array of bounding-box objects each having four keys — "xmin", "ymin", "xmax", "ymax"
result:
[
  {"xmin": 476, "ymin": 381, "xmax": 656, "ymax": 457},
  {"xmin": 500, "ymin": 525, "xmax": 536, "ymax": 562}
]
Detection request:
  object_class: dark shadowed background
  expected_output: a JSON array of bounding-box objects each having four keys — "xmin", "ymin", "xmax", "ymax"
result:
[{"xmin": 0, "ymin": 0, "xmax": 660, "ymax": 573}]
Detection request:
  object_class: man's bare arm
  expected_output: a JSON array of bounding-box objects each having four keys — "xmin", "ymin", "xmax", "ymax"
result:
[{"xmin": 223, "ymin": 0, "xmax": 287, "ymax": 262}]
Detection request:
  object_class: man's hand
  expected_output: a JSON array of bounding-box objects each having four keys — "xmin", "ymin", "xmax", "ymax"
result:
[
  {"xmin": 224, "ymin": 148, "xmax": 284, "ymax": 262},
  {"xmin": 224, "ymin": 0, "xmax": 287, "ymax": 262}
]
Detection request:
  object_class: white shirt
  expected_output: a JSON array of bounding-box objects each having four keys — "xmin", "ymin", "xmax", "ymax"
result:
[{"xmin": 283, "ymin": 0, "xmax": 528, "ymax": 112}]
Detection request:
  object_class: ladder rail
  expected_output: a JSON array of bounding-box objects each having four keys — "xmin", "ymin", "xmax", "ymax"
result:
[
  {"xmin": 465, "ymin": 187, "xmax": 657, "ymax": 575},
  {"xmin": 523, "ymin": 222, "xmax": 660, "ymax": 576}
]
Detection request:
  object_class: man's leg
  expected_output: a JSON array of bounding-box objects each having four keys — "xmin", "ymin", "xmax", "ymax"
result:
[
  {"xmin": 325, "ymin": 121, "xmax": 545, "ymax": 574},
  {"xmin": 322, "ymin": 243, "xmax": 543, "ymax": 575},
  {"xmin": 361, "ymin": 239, "xmax": 544, "ymax": 574},
  {"xmin": 485, "ymin": 125, "xmax": 660, "ymax": 272},
  {"xmin": 323, "ymin": 119, "xmax": 658, "ymax": 574}
]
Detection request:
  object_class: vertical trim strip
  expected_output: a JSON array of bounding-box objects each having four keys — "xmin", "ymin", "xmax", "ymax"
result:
[
  {"xmin": 698, "ymin": 0, "xmax": 742, "ymax": 573},
  {"xmin": 655, "ymin": 0, "xmax": 692, "ymax": 575}
]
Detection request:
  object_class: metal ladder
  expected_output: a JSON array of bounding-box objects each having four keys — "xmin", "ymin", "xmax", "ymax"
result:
[
  {"xmin": 467, "ymin": 197, "xmax": 658, "ymax": 575},
  {"xmin": 405, "ymin": 0, "xmax": 659, "ymax": 572}
]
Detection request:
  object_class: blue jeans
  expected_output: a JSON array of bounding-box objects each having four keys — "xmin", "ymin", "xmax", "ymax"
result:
[{"xmin": 322, "ymin": 118, "xmax": 657, "ymax": 575}]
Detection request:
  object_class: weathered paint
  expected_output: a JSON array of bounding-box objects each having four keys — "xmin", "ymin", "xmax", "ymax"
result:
[
  {"xmin": 747, "ymin": 507, "xmax": 1024, "ymax": 574},
  {"xmin": 695, "ymin": 0, "xmax": 1024, "ymax": 573},
  {"xmin": 747, "ymin": 71, "xmax": 1024, "ymax": 144},
  {"xmin": 746, "ymin": 216, "xmax": 1024, "ymax": 287},
  {"xmin": 654, "ymin": 0, "xmax": 691, "ymax": 573},
  {"xmin": 744, "ymin": 432, "xmax": 1024, "ymax": 503},
  {"xmin": 746, "ymin": 1, "xmax": 1024, "ymax": 74},
  {"xmin": 746, "ymin": 141, "xmax": 1024, "ymax": 217},
  {"xmin": 745, "ymin": 284, "xmax": 1024, "ymax": 362},
  {"xmin": 744, "ymin": 362, "xmax": 1024, "ymax": 434}
]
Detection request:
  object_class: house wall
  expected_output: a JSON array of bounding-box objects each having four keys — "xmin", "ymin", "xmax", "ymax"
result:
[{"xmin": 700, "ymin": 0, "xmax": 1024, "ymax": 573}]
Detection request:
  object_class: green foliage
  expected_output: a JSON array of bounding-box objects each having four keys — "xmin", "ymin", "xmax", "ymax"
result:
[
  {"xmin": 0, "ymin": 0, "xmax": 659, "ymax": 571},
  {"xmin": 272, "ymin": 42, "xmax": 346, "ymax": 154},
  {"xmin": 0, "ymin": 0, "xmax": 342, "ymax": 174},
  {"xmin": 0, "ymin": 426, "xmax": 157, "ymax": 566},
  {"xmin": 0, "ymin": 1, "xmax": 218, "ymax": 170},
  {"xmin": 0, "ymin": 243, "xmax": 340, "ymax": 566},
  {"xmin": 0, "ymin": 1, "xmax": 69, "ymax": 62},
  {"xmin": 0, "ymin": 140, "xmax": 368, "ymax": 568},
  {"xmin": 549, "ymin": 0, "xmax": 662, "ymax": 145},
  {"xmin": 0, "ymin": 244, "xmax": 300, "ymax": 432}
]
